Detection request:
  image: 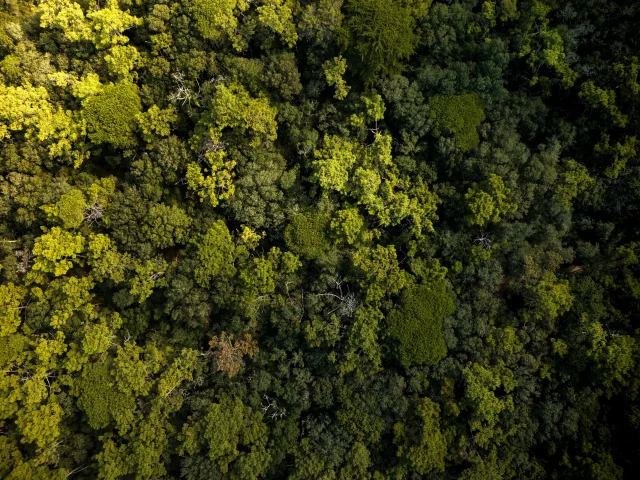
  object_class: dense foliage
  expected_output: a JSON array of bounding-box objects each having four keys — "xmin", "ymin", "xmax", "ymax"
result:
[{"xmin": 1, "ymin": 0, "xmax": 640, "ymax": 478}]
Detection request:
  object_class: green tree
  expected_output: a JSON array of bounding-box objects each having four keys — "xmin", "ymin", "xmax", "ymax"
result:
[
  {"xmin": 30, "ymin": 227, "xmax": 84, "ymax": 277},
  {"xmin": 465, "ymin": 174, "xmax": 517, "ymax": 226},
  {"xmin": 524, "ymin": 272, "xmax": 573, "ymax": 322},
  {"xmin": 387, "ymin": 281, "xmax": 455, "ymax": 366},
  {"xmin": 179, "ymin": 395, "xmax": 270, "ymax": 478},
  {"xmin": 430, "ymin": 93, "xmax": 486, "ymax": 152},
  {"xmin": 323, "ymin": 56, "xmax": 351, "ymax": 100},
  {"xmin": 257, "ymin": 0, "xmax": 299, "ymax": 47},
  {"xmin": 343, "ymin": 0, "xmax": 420, "ymax": 85},
  {"xmin": 352, "ymin": 244, "xmax": 410, "ymax": 303},
  {"xmin": 394, "ymin": 398, "xmax": 447, "ymax": 474},
  {"xmin": 194, "ymin": 220, "xmax": 236, "ymax": 287},
  {"xmin": 284, "ymin": 211, "xmax": 331, "ymax": 260},
  {"xmin": 41, "ymin": 188, "xmax": 87, "ymax": 229},
  {"xmin": 191, "ymin": 0, "xmax": 250, "ymax": 46},
  {"xmin": 83, "ymin": 81, "xmax": 142, "ymax": 148}
]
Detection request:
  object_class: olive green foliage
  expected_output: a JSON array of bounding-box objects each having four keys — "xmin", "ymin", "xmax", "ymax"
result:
[
  {"xmin": 83, "ymin": 82, "xmax": 142, "ymax": 148},
  {"xmin": 284, "ymin": 211, "xmax": 331, "ymax": 260},
  {"xmin": 388, "ymin": 282, "xmax": 455, "ymax": 366},
  {"xmin": 194, "ymin": 220, "xmax": 236, "ymax": 287},
  {"xmin": 179, "ymin": 396, "xmax": 269, "ymax": 477},
  {"xmin": 394, "ymin": 398, "xmax": 447, "ymax": 474},
  {"xmin": 343, "ymin": 0, "xmax": 420, "ymax": 85},
  {"xmin": 430, "ymin": 93, "xmax": 486, "ymax": 152}
]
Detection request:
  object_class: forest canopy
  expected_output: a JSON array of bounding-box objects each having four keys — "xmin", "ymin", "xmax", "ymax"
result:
[{"xmin": 1, "ymin": 0, "xmax": 640, "ymax": 479}]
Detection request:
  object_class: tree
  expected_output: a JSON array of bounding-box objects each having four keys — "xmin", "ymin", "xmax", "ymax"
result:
[
  {"xmin": 0, "ymin": 283, "xmax": 26, "ymax": 337},
  {"xmin": 41, "ymin": 188, "xmax": 87, "ymax": 229},
  {"xmin": 387, "ymin": 281, "xmax": 455, "ymax": 366},
  {"xmin": 352, "ymin": 244, "xmax": 410, "ymax": 303},
  {"xmin": 524, "ymin": 272, "xmax": 573, "ymax": 322},
  {"xmin": 142, "ymin": 203, "xmax": 192, "ymax": 249},
  {"xmin": 465, "ymin": 174, "xmax": 517, "ymax": 226},
  {"xmin": 313, "ymin": 135, "xmax": 358, "ymax": 193},
  {"xmin": 257, "ymin": 0, "xmax": 299, "ymax": 47},
  {"xmin": 83, "ymin": 81, "xmax": 142, "ymax": 148},
  {"xmin": 343, "ymin": 0, "xmax": 420, "ymax": 85},
  {"xmin": 179, "ymin": 396, "xmax": 270, "ymax": 478},
  {"xmin": 85, "ymin": 0, "xmax": 143, "ymax": 50},
  {"xmin": 394, "ymin": 398, "xmax": 447, "ymax": 474},
  {"xmin": 30, "ymin": 227, "xmax": 84, "ymax": 277},
  {"xmin": 284, "ymin": 212, "xmax": 331, "ymax": 260},
  {"xmin": 430, "ymin": 93, "xmax": 486, "ymax": 152},
  {"xmin": 208, "ymin": 332, "xmax": 258, "ymax": 377},
  {"xmin": 323, "ymin": 56, "xmax": 351, "ymax": 100},
  {"xmin": 190, "ymin": 0, "xmax": 250, "ymax": 45},
  {"xmin": 194, "ymin": 220, "xmax": 236, "ymax": 287}
]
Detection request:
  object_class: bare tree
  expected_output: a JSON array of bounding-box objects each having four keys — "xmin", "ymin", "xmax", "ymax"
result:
[{"xmin": 473, "ymin": 231, "xmax": 492, "ymax": 250}]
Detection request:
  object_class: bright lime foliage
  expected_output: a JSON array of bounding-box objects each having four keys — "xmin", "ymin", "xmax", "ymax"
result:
[
  {"xmin": 430, "ymin": 93, "xmax": 486, "ymax": 152},
  {"xmin": 31, "ymin": 227, "xmax": 84, "ymax": 276},
  {"xmin": 520, "ymin": 25, "xmax": 578, "ymax": 88},
  {"xmin": 331, "ymin": 207, "xmax": 370, "ymax": 245},
  {"xmin": 388, "ymin": 282, "xmax": 454, "ymax": 366},
  {"xmin": 339, "ymin": 305, "xmax": 384, "ymax": 376},
  {"xmin": 179, "ymin": 396, "xmax": 270, "ymax": 477},
  {"xmin": 352, "ymin": 244, "xmax": 411, "ymax": 302},
  {"xmin": 594, "ymin": 134, "xmax": 637, "ymax": 179},
  {"xmin": 284, "ymin": 212, "xmax": 331, "ymax": 260},
  {"xmin": 554, "ymin": 158, "xmax": 595, "ymax": 208},
  {"xmin": 465, "ymin": 174, "xmax": 517, "ymax": 226},
  {"xmin": 191, "ymin": 0, "xmax": 249, "ymax": 45},
  {"xmin": 207, "ymin": 83, "xmax": 278, "ymax": 145},
  {"xmin": 0, "ymin": 283, "xmax": 26, "ymax": 337},
  {"xmin": 0, "ymin": 83, "xmax": 51, "ymax": 141},
  {"xmin": 129, "ymin": 258, "xmax": 167, "ymax": 302},
  {"xmin": 587, "ymin": 323, "xmax": 637, "ymax": 398},
  {"xmin": 313, "ymin": 135, "xmax": 358, "ymax": 193},
  {"xmin": 83, "ymin": 82, "xmax": 142, "ymax": 148},
  {"xmin": 39, "ymin": 0, "xmax": 91, "ymax": 42},
  {"xmin": 394, "ymin": 398, "xmax": 447, "ymax": 474},
  {"xmin": 186, "ymin": 160, "xmax": 236, "ymax": 208},
  {"xmin": 76, "ymin": 360, "xmax": 136, "ymax": 431},
  {"xmin": 579, "ymin": 81, "xmax": 627, "ymax": 127},
  {"xmin": 313, "ymin": 133, "xmax": 439, "ymax": 240},
  {"xmin": 524, "ymin": 272, "xmax": 573, "ymax": 322},
  {"xmin": 49, "ymin": 71, "xmax": 104, "ymax": 99},
  {"xmin": 0, "ymin": 82, "xmax": 84, "ymax": 164},
  {"xmin": 462, "ymin": 362, "xmax": 517, "ymax": 448},
  {"xmin": 257, "ymin": 0, "xmax": 299, "ymax": 47},
  {"xmin": 84, "ymin": 0, "xmax": 143, "ymax": 49},
  {"xmin": 41, "ymin": 188, "xmax": 87, "ymax": 229},
  {"xmin": 187, "ymin": 83, "xmax": 277, "ymax": 207},
  {"xmin": 104, "ymin": 45, "xmax": 141, "ymax": 78},
  {"xmin": 39, "ymin": 0, "xmax": 142, "ymax": 49},
  {"xmin": 323, "ymin": 56, "xmax": 350, "ymax": 100},
  {"xmin": 344, "ymin": 0, "xmax": 420, "ymax": 85},
  {"xmin": 136, "ymin": 105, "xmax": 178, "ymax": 142},
  {"xmin": 194, "ymin": 220, "xmax": 236, "ymax": 287}
]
